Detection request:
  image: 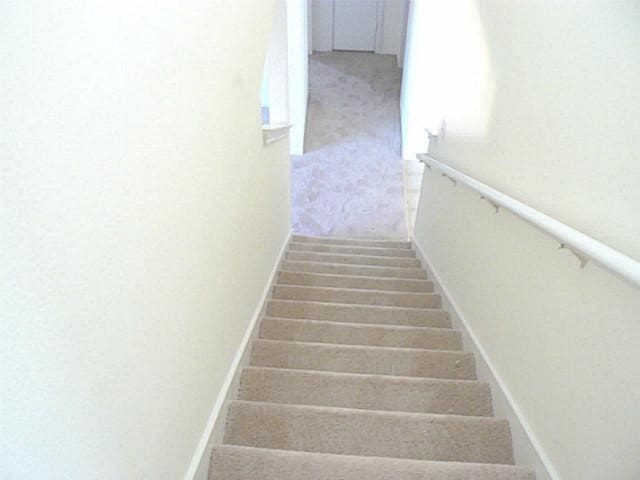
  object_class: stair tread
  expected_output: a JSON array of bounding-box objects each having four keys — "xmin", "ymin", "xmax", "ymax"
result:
[
  {"xmin": 239, "ymin": 366, "xmax": 492, "ymax": 416},
  {"xmin": 250, "ymin": 339, "xmax": 476, "ymax": 380},
  {"xmin": 260, "ymin": 317, "xmax": 462, "ymax": 350},
  {"xmin": 287, "ymin": 251, "xmax": 422, "ymax": 268},
  {"xmin": 262, "ymin": 316, "xmax": 454, "ymax": 332},
  {"xmin": 293, "ymin": 234, "xmax": 410, "ymax": 241},
  {"xmin": 253, "ymin": 337, "xmax": 467, "ymax": 354},
  {"xmin": 278, "ymin": 270, "xmax": 433, "ymax": 292},
  {"xmin": 279, "ymin": 269, "xmax": 431, "ymax": 281},
  {"xmin": 282, "ymin": 260, "xmax": 428, "ymax": 279},
  {"xmin": 230, "ymin": 399, "xmax": 504, "ymax": 424},
  {"xmin": 273, "ymin": 284, "xmax": 439, "ymax": 297},
  {"xmin": 224, "ymin": 400, "xmax": 514, "ymax": 464},
  {"xmin": 241, "ymin": 365, "xmax": 486, "ymax": 385},
  {"xmin": 292, "ymin": 234, "xmax": 411, "ymax": 249},
  {"xmin": 289, "ymin": 242, "xmax": 417, "ymax": 258},
  {"xmin": 267, "ymin": 298, "xmax": 444, "ymax": 313},
  {"xmin": 272, "ymin": 284, "xmax": 441, "ymax": 308},
  {"xmin": 266, "ymin": 299, "xmax": 451, "ymax": 328},
  {"xmin": 210, "ymin": 446, "xmax": 535, "ymax": 480}
]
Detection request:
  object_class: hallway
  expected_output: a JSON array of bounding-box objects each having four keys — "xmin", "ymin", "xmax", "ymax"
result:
[{"xmin": 291, "ymin": 52, "xmax": 407, "ymax": 239}]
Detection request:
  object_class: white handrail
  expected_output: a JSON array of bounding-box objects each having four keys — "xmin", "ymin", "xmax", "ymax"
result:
[{"xmin": 417, "ymin": 153, "xmax": 640, "ymax": 289}]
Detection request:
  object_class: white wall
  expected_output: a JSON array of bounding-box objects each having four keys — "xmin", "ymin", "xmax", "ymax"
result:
[
  {"xmin": 287, "ymin": 0, "xmax": 310, "ymax": 154},
  {"xmin": 1, "ymin": 1, "xmax": 291, "ymax": 479},
  {"xmin": 266, "ymin": 0, "xmax": 289, "ymax": 125},
  {"xmin": 396, "ymin": 0, "xmax": 409, "ymax": 68},
  {"xmin": 308, "ymin": 0, "xmax": 314, "ymax": 54},
  {"xmin": 260, "ymin": 61, "xmax": 270, "ymax": 112},
  {"xmin": 409, "ymin": 1, "xmax": 640, "ymax": 479},
  {"xmin": 401, "ymin": 0, "xmax": 494, "ymax": 159}
]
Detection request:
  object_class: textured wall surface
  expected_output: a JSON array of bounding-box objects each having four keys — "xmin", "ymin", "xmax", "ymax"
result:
[
  {"xmin": 410, "ymin": 1, "xmax": 640, "ymax": 479},
  {"xmin": 1, "ymin": 1, "xmax": 291, "ymax": 478}
]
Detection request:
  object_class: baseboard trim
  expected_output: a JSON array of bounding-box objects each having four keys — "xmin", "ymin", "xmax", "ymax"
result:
[
  {"xmin": 412, "ymin": 237, "xmax": 559, "ymax": 480},
  {"xmin": 183, "ymin": 230, "xmax": 292, "ymax": 480}
]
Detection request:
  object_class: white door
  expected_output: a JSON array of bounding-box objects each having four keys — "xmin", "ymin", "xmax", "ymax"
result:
[{"xmin": 333, "ymin": 0, "xmax": 378, "ymax": 51}]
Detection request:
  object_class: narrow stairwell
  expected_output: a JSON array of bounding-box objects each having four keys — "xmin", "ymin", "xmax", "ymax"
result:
[{"xmin": 209, "ymin": 235, "xmax": 535, "ymax": 480}]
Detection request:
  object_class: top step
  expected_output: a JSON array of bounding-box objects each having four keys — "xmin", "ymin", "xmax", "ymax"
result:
[
  {"xmin": 289, "ymin": 242, "xmax": 416, "ymax": 258},
  {"xmin": 293, "ymin": 235, "xmax": 411, "ymax": 250}
]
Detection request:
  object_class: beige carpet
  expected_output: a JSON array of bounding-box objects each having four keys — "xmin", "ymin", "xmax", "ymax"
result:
[
  {"xmin": 291, "ymin": 53, "xmax": 407, "ymax": 239},
  {"xmin": 208, "ymin": 235, "xmax": 535, "ymax": 480}
]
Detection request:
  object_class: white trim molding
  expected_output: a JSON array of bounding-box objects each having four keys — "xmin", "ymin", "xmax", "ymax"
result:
[
  {"xmin": 183, "ymin": 231, "xmax": 292, "ymax": 480},
  {"xmin": 412, "ymin": 237, "xmax": 559, "ymax": 480}
]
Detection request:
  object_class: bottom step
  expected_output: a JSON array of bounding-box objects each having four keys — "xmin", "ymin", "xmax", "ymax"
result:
[
  {"xmin": 224, "ymin": 401, "xmax": 514, "ymax": 464},
  {"xmin": 210, "ymin": 445, "xmax": 535, "ymax": 480}
]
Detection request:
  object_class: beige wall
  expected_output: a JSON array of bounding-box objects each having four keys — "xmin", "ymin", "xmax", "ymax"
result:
[
  {"xmin": 410, "ymin": 1, "xmax": 640, "ymax": 479},
  {"xmin": 1, "ymin": 1, "xmax": 291, "ymax": 479}
]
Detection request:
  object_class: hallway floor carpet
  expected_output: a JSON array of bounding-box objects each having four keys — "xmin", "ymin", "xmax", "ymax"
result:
[{"xmin": 291, "ymin": 52, "xmax": 407, "ymax": 239}]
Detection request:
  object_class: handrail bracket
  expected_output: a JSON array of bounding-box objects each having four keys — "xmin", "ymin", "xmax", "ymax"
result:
[
  {"xmin": 559, "ymin": 243, "xmax": 589, "ymax": 269},
  {"xmin": 480, "ymin": 195, "xmax": 500, "ymax": 213},
  {"xmin": 442, "ymin": 173, "xmax": 457, "ymax": 186},
  {"xmin": 416, "ymin": 153, "xmax": 432, "ymax": 169}
]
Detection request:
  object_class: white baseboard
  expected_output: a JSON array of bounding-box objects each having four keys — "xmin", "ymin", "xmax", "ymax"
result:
[
  {"xmin": 412, "ymin": 237, "xmax": 559, "ymax": 480},
  {"xmin": 183, "ymin": 231, "xmax": 292, "ymax": 480}
]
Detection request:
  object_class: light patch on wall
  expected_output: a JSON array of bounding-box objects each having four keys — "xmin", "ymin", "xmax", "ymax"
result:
[
  {"xmin": 424, "ymin": 0, "xmax": 494, "ymax": 138},
  {"xmin": 401, "ymin": 0, "xmax": 495, "ymax": 158}
]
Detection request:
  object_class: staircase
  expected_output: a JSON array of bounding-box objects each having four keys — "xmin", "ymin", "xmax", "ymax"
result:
[{"xmin": 209, "ymin": 235, "xmax": 535, "ymax": 480}]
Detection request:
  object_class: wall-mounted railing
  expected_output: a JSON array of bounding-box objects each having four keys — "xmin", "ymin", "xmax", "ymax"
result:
[{"xmin": 417, "ymin": 153, "xmax": 640, "ymax": 289}]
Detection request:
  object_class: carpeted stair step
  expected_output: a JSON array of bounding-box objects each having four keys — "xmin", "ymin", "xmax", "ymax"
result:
[
  {"xmin": 223, "ymin": 401, "xmax": 514, "ymax": 464},
  {"xmin": 289, "ymin": 242, "xmax": 416, "ymax": 258},
  {"xmin": 259, "ymin": 317, "xmax": 461, "ymax": 350},
  {"xmin": 281, "ymin": 260, "xmax": 427, "ymax": 279},
  {"xmin": 207, "ymin": 236, "xmax": 533, "ymax": 480},
  {"xmin": 272, "ymin": 285, "xmax": 441, "ymax": 308},
  {"xmin": 238, "ymin": 367, "xmax": 492, "ymax": 416},
  {"xmin": 249, "ymin": 339, "xmax": 475, "ymax": 379},
  {"xmin": 286, "ymin": 251, "xmax": 421, "ymax": 268},
  {"xmin": 277, "ymin": 270, "xmax": 434, "ymax": 292},
  {"xmin": 266, "ymin": 300, "xmax": 450, "ymax": 328},
  {"xmin": 210, "ymin": 446, "xmax": 535, "ymax": 480},
  {"xmin": 292, "ymin": 234, "xmax": 411, "ymax": 250}
]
